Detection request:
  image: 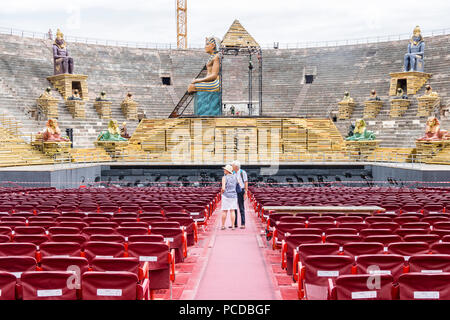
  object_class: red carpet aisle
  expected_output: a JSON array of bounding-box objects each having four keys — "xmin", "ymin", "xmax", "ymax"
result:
[{"xmin": 193, "ymin": 199, "xmax": 279, "ymax": 300}]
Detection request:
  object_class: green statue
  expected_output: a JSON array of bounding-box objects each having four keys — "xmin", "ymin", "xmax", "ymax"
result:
[
  {"xmin": 345, "ymin": 119, "xmax": 376, "ymax": 141},
  {"xmin": 97, "ymin": 119, "xmax": 128, "ymax": 141}
]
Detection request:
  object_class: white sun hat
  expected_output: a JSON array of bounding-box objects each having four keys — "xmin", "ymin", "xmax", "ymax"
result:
[{"xmin": 222, "ymin": 164, "xmax": 234, "ymax": 174}]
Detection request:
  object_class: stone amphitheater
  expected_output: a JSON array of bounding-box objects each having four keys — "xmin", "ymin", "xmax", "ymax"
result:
[{"xmin": 0, "ymin": 32, "xmax": 449, "ymax": 150}]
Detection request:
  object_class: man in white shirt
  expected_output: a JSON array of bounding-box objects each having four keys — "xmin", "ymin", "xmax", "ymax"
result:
[{"xmin": 232, "ymin": 160, "xmax": 248, "ymax": 229}]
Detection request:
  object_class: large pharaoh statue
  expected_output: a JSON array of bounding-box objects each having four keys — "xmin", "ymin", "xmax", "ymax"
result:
[
  {"xmin": 52, "ymin": 29, "xmax": 74, "ymax": 75},
  {"xmin": 345, "ymin": 119, "xmax": 376, "ymax": 141},
  {"xmin": 187, "ymin": 36, "xmax": 222, "ymax": 116},
  {"xmin": 187, "ymin": 37, "xmax": 221, "ymax": 94},
  {"xmin": 403, "ymin": 26, "xmax": 425, "ymax": 72},
  {"xmin": 417, "ymin": 116, "xmax": 450, "ymax": 141},
  {"xmin": 97, "ymin": 120, "xmax": 128, "ymax": 142}
]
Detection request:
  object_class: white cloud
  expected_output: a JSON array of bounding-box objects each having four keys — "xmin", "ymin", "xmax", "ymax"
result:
[{"xmin": 1, "ymin": 0, "xmax": 450, "ymax": 46}]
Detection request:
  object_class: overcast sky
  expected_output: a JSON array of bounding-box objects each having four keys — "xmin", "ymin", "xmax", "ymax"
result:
[{"xmin": 1, "ymin": 0, "xmax": 450, "ymax": 47}]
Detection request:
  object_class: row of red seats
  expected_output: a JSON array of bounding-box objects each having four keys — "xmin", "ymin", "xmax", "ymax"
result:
[{"xmin": 297, "ymin": 252, "xmax": 450, "ymax": 300}]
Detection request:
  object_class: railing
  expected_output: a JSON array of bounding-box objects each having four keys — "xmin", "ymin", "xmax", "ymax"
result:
[
  {"xmin": 2, "ymin": 149, "xmax": 444, "ymax": 168},
  {"xmin": 1, "ymin": 25, "xmax": 450, "ymax": 50}
]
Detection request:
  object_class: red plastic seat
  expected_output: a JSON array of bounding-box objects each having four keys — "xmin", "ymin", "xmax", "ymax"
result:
[
  {"xmin": 403, "ymin": 234, "xmax": 440, "ymax": 244},
  {"xmin": 363, "ymin": 235, "xmax": 402, "ymax": 246},
  {"xmin": 89, "ymin": 222, "xmax": 118, "ymax": 229},
  {"xmin": 430, "ymin": 242, "xmax": 450, "ymax": 254},
  {"xmin": 127, "ymin": 242, "xmax": 173, "ymax": 291},
  {"xmin": 369, "ymin": 222, "xmax": 400, "ymax": 231},
  {"xmin": 329, "ymin": 274, "xmax": 395, "ymax": 300},
  {"xmin": 40, "ymin": 256, "xmax": 89, "ymax": 274},
  {"xmin": 289, "ymin": 243, "xmax": 339, "ymax": 279},
  {"xmin": 116, "ymin": 227, "xmax": 149, "ymax": 238},
  {"xmin": 59, "ymin": 222, "xmax": 88, "ymax": 230},
  {"xmin": 408, "ymin": 254, "xmax": 450, "ymax": 273},
  {"xmin": 398, "ymin": 273, "xmax": 450, "ymax": 300},
  {"xmin": 360, "ymin": 229, "xmax": 392, "ymax": 237},
  {"xmin": 127, "ymin": 235, "xmax": 165, "ymax": 243},
  {"xmin": 300, "ymin": 255, "xmax": 354, "ymax": 300},
  {"xmin": 13, "ymin": 234, "xmax": 48, "ymax": 246},
  {"xmin": 325, "ymin": 234, "xmax": 361, "ymax": 246},
  {"xmin": 48, "ymin": 227, "xmax": 80, "ymax": 235},
  {"xmin": 39, "ymin": 242, "xmax": 82, "ymax": 259},
  {"xmin": 83, "ymin": 242, "xmax": 125, "ymax": 262},
  {"xmin": 0, "ymin": 271, "xmax": 17, "ymax": 300},
  {"xmin": 14, "ymin": 226, "xmax": 46, "ymax": 235},
  {"xmin": 337, "ymin": 223, "xmax": 368, "ymax": 232},
  {"xmin": 82, "ymin": 227, "xmax": 116, "ymax": 237},
  {"xmin": 307, "ymin": 222, "xmax": 335, "ymax": 232},
  {"xmin": 387, "ymin": 242, "xmax": 429, "ymax": 260},
  {"xmin": 90, "ymin": 234, "xmax": 126, "ymax": 243},
  {"xmin": 49, "ymin": 234, "xmax": 87, "ymax": 245},
  {"xmin": 336, "ymin": 216, "xmax": 364, "ymax": 224},
  {"xmin": 0, "ymin": 256, "xmax": 37, "ymax": 299},
  {"xmin": 356, "ymin": 254, "xmax": 405, "ymax": 282},
  {"xmin": 149, "ymin": 227, "xmax": 185, "ymax": 263},
  {"xmin": 81, "ymin": 271, "xmax": 144, "ymax": 300},
  {"xmin": 342, "ymin": 242, "xmax": 384, "ymax": 260},
  {"xmin": 21, "ymin": 271, "xmax": 77, "ymax": 300},
  {"xmin": 325, "ymin": 228, "xmax": 358, "ymax": 236},
  {"xmin": 365, "ymin": 217, "xmax": 393, "ymax": 224},
  {"xmin": 91, "ymin": 257, "xmax": 143, "ymax": 280},
  {"xmin": 0, "ymin": 243, "xmax": 37, "ymax": 259}
]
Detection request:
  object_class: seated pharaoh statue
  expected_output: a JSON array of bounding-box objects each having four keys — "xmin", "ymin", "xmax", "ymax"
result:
[
  {"xmin": 395, "ymin": 88, "xmax": 408, "ymax": 99},
  {"xmin": 97, "ymin": 120, "xmax": 128, "ymax": 141},
  {"xmin": 68, "ymin": 89, "xmax": 82, "ymax": 100},
  {"xmin": 345, "ymin": 119, "xmax": 376, "ymax": 141},
  {"xmin": 96, "ymin": 91, "xmax": 109, "ymax": 101},
  {"xmin": 368, "ymin": 90, "xmax": 381, "ymax": 101},
  {"xmin": 341, "ymin": 91, "xmax": 354, "ymax": 103},
  {"xmin": 187, "ymin": 36, "xmax": 222, "ymax": 116},
  {"xmin": 404, "ymin": 26, "xmax": 425, "ymax": 72},
  {"xmin": 52, "ymin": 29, "xmax": 74, "ymax": 75},
  {"xmin": 417, "ymin": 116, "xmax": 450, "ymax": 141},
  {"xmin": 41, "ymin": 119, "xmax": 70, "ymax": 142}
]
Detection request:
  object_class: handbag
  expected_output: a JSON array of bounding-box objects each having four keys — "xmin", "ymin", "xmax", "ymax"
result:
[{"xmin": 235, "ymin": 170, "xmax": 244, "ymax": 193}]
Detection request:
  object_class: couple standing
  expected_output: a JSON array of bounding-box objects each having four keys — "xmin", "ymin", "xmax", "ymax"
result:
[{"xmin": 220, "ymin": 160, "xmax": 248, "ymax": 230}]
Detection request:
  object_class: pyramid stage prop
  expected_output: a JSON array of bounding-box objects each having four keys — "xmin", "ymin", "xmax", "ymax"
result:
[{"xmin": 129, "ymin": 118, "xmax": 346, "ymax": 163}]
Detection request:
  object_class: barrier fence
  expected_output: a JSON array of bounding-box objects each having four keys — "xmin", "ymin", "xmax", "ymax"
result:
[{"xmin": 1, "ymin": 25, "xmax": 450, "ymax": 50}]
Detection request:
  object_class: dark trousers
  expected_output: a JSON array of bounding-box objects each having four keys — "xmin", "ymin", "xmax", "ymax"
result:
[{"xmin": 234, "ymin": 191, "xmax": 245, "ymax": 227}]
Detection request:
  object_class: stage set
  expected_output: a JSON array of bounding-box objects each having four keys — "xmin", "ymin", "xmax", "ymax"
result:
[{"xmin": 26, "ymin": 21, "xmax": 448, "ymax": 172}]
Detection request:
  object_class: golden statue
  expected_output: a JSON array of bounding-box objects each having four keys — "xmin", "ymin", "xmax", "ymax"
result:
[
  {"xmin": 97, "ymin": 119, "xmax": 128, "ymax": 141},
  {"xmin": 417, "ymin": 116, "xmax": 450, "ymax": 141},
  {"xmin": 341, "ymin": 91, "xmax": 354, "ymax": 103},
  {"xmin": 346, "ymin": 119, "xmax": 376, "ymax": 141}
]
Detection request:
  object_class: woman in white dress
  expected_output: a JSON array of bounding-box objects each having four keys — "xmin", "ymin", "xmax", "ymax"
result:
[{"xmin": 221, "ymin": 164, "xmax": 238, "ymax": 230}]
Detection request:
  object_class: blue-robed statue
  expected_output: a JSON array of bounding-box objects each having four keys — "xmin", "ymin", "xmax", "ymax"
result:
[{"xmin": 403, "ymin": 26, "xmax": 425, "ymax": 72}]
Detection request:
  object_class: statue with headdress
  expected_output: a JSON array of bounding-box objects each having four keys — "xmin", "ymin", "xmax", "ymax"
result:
[
  {"xmin": 187, "ymin": 36, "xmax": 222, "ymax": 116},
  {"xmin": 341, "ymin": 91, "xmax": 354, "ymax": 103},
  {"xmin": 41, "ymin": 119, "xmax": 70, "ymax": 142},
  {"xmin": 52, "ymin": 29, "xmax": 74, "ymax": 75},
  {"xmin": 345, "ymin": 119, "xmax": 376, "ymax": 141},
  {"xmin": 403, "ymin": 26, "xmax": 425, "ymax": 72},
  {"xmin": 97, "ymin": 120, "xmax": 128, "ymax": 141},
  {"xmin": 417, "ymin": 116, "xmax": 450, "ymax": 141}
]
